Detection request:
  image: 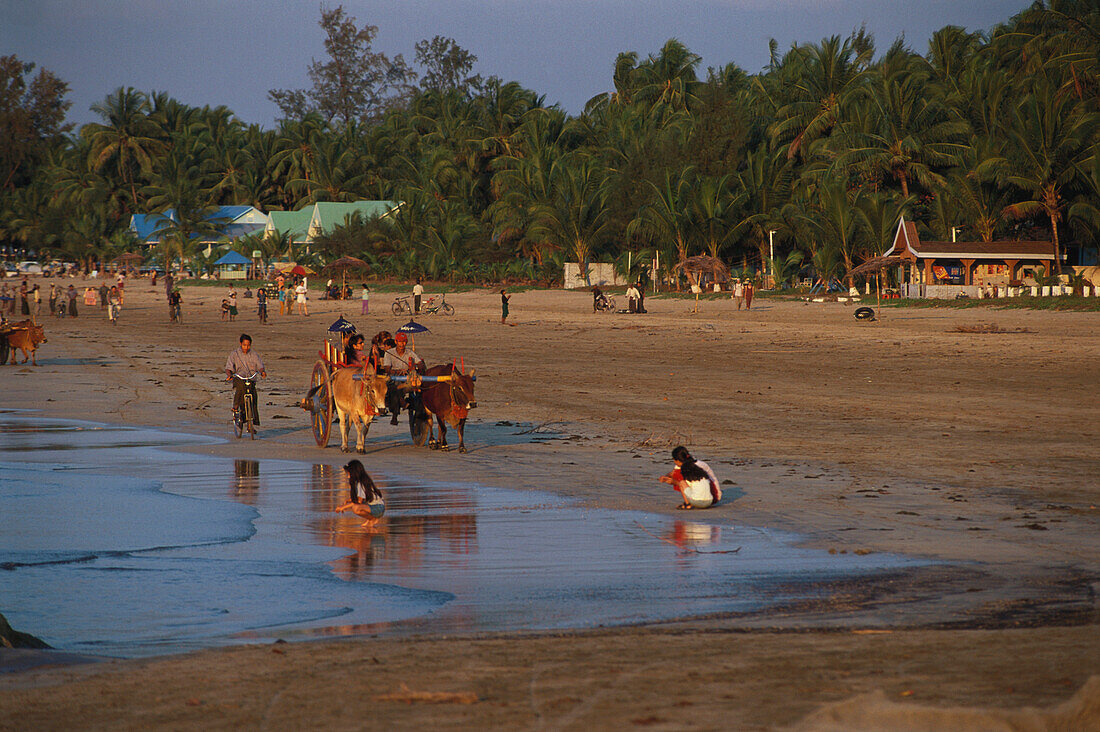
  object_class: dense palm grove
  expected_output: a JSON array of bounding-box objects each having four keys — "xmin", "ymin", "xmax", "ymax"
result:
[{"xmin": 2, "ymin": 1, "xmax": 1098, "ymax": 286}]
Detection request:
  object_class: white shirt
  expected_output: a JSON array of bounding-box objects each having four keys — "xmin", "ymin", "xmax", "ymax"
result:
[
  {"xmin": 413, "ymin": 283, "xmax": 424, "ymax": 296},
  {"xmin": 382, "ymin": 347, "xmax": 422, "ymax": 373}
]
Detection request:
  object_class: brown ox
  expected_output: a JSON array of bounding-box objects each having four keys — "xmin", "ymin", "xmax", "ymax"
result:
[
  {"xmin": 4, "ymin": 320, "xmax": 46, "ymax": 366},
  {"xmin": 332, "ymin": 366, "xmax": 389, "ymax": 453},
  {"xmin": 420, "ymin": 364, "xmax": 476, "ymax": 453}
]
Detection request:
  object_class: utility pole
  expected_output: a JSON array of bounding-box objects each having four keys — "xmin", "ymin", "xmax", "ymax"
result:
[{"xmin": 768, "ymin": 229, "xmax": 777, "ymax": 288}]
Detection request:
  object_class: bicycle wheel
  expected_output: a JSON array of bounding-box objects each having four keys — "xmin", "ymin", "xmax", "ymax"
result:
[
  {"xmin": 441, "ymin": 302, "xmax": 454, "ymax": 316},
  {"xmin": 604, "ymin": 296, "xmax": 615, "ymax": 311},
  {"xmin": 391, "ymin": 300, "xmax": 404, "ymax": 316}
]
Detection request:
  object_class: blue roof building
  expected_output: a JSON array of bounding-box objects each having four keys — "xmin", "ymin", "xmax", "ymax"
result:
[{"xmin": 129, "ymin": 206, "xmax": 269, "ymax": 245}]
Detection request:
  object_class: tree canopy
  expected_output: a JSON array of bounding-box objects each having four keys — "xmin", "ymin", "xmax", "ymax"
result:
[{"xmin": 2, "ymin": 1, "xmax": 1098, "ymax": 283}]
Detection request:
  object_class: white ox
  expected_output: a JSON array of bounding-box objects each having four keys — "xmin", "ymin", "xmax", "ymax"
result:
[{"xmin": 332, "ymin": 366, "xmax": 389, "ymax": 453}]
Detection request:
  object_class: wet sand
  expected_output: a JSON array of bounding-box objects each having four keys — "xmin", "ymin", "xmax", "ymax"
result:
[{"xmin": 1, "ymin": 277, "xmax": 1098, "ymax": 728}]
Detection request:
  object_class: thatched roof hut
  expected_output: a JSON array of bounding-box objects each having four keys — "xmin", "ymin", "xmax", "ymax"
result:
[{"xmin": 674, "ymin": 255, "xmax": 731, "ymax": 286}]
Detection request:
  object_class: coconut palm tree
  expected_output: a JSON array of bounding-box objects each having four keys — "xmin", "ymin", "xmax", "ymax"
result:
[
  {"xmin": 837, "ymin": 48, "xmax": 969, "ymax": 197},
  {"xmin": 626, "ymin": 166, "xmax": 697, "ymax": 277},
  {"xmin": 991, "ymin": 80, "xmax": 1100, "ymax": 270},
  {"xmin": 771, "ymin": 34, "xmax": 874, "ymax": 160},
  {"xmin": 528, "ymin": 153, "xmax": 615, "ymax": 286},
  {"xmin": 83, "ymin": 87, "xmax": 165, "ymax": 213}
]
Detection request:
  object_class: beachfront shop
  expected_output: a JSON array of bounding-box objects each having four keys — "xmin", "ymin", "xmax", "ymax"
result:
[{"xmin": 885, "ymin": 218, "xmax": 1058, "ymax": 299}]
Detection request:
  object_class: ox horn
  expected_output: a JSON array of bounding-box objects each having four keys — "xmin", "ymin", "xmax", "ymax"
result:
[{"xmin": 468, "ymin": 368, "xmax": 475, "ymax": 379}]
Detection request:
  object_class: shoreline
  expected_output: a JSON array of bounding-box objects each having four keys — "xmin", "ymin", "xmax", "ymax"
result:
[{"xmin": 1, "ymin": 276, "xmax": 1097, "ymax": 726}]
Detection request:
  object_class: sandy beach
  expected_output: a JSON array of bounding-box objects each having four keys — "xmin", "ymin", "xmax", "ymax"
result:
[{"xmin": 1, "ymin": 276, "xmax": 1098, "ymax": 729}]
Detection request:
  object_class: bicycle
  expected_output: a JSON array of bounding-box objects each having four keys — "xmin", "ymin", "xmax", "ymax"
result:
[
  {"xmin": 392, "ymin": 295, "xmax": 413, "ymax": 316},
  {"xmin": 421, "ymin": 294, "xmax": 454, "ymax": 316},
  {"xmin": 595, "ymin": 294, "xmax": 616, "ymax": 312},
  {"xmin": 230, "ymin": 372, "xmax": 260, "ymax": 440}
]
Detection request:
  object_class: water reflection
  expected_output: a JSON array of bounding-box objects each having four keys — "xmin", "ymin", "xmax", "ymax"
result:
[
  {"xmin": 307, "ymin": 465, "xmax": 479, "ymax": 582},
  {"xmin": 232, "ymin": 459, "xmax": 260, "ymax": 504}
]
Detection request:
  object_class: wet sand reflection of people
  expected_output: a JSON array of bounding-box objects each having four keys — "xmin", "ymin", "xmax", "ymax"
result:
[
  {"xmin": 309, "ymin": 467, "xmax": 480, "ymax": 582},
  {"xmin": 233, "ymin": 459, "xmax": 260, "ymax": 504}
]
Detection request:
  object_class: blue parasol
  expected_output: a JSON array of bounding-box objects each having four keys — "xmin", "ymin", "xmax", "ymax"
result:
[
  {"xmin": 396, "ymin": 320, "xmax": 430, "ymax": 334},
  {"xmin": 327, "ymin": 315, "xmax": 357, "ymax": 333}
]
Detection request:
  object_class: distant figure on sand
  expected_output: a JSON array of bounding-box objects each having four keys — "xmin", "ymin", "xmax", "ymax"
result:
[
  {"xmin": 732, "ymin": 279, "xmax": 744, "ymax": 310},
  {"xmin": 335, "ymin": 459, "xmax": 385, "ymax": 527},
  {"xmin": 500, "ymin": 288, "xmax": 511, "ymax": 325},
  {"xmin": 361, "ymin": 283, "xmax": 370, "ymax": 314},
  {"xmin": 659, "ymin": 445, "xmax": 721, "ymax": 509},
  {"xmin": 744, "ymin": 280, "xmax": 754, "ymax": 310}
]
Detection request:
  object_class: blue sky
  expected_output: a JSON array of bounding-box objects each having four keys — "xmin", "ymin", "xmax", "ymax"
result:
[{"xmin": 2, "ymin": 0, "xmax": 1027, "ymax": 129}]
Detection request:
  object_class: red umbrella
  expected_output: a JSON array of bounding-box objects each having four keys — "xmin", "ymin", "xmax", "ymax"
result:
[{"xmin": 290, "ymin": 265, "xmax": 308, "ymax": 277}]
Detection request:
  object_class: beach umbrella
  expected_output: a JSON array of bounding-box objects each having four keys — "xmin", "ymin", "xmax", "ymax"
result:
[
  {"xmin": 327, "ymin": 315, "xmax": 357, "ymax": 333},
  {"xmin": 396, "ymin": 320, "xmax": 430, "ymax": 334},
  {"xmin": 289, "ymin": 264, "xmax": 309, "ymax": 277},
  {"xmin": 321, "ymin": 256, "xmax": 369, "ymax": 295}
]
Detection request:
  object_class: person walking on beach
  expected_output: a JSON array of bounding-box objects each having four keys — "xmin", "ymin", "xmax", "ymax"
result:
[
  {"xmin": 500, "ymin": 288, "xmax": 511, "ymax": 325},
  {"xmin": 334, "ymin": 459, "xmax": 385, "ymax": 527},
  {"xmin": 361, "ymin": 283, "xmax": 370, "ymax": 315},
  {"xmin": 413, "ymin": 277, "xmax": 423, "ymax": 314},
  {"xmin": 743, "ymin": 280, "xmax": 754, "ymax": 310},
  {"xmin": 295, "ymin": 281, "xmax": 309, "ymax": 316},
  {"xmin": 48, "ymin": 283, "xmax": 57, "ymax": 316},
  {"xmin": 99, "ymin": 283, "xmax": 108, "ymax": 311},
  {"xmin": 228, "ymin": 289, "xmax": 238, "ymax": 322},
  {"xmin": 626, "ymin": 283, "xmax": 640, "ymax": 314},
  {"xmin": 67, "ymin": 285, "xmax": 78, "ymax": 317},
  {"xmin": 256, "ymin": 286, "xmax": 268, "ymax": 324},
  {"xmin": 659, "ymin": 446, "xmax": 721, "ymax": 507},
  {"xmin": 19, "ymin": 281, "xmax": 29, "ymax": 316},
  {"xmin": 732, "ymin": 279, "xmax": 744, "ymax": 310},
  {"xmin": 32, "ymin": 284, "xmax": 41, "ymax": 316}
]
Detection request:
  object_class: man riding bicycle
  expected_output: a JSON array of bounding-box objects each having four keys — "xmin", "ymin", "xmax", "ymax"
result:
[{"xmin": 225, "ymin": 333, "xmax": 266, "ymax": 427}]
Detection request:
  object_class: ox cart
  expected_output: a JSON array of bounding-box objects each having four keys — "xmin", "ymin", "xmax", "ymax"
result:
[{"xmin": 305, "ymin": 339, "xmax": 473, "ymax": 450}]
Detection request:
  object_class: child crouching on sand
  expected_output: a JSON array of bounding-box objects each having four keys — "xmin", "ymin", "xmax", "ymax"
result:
[
  {"xmin": 660, "ymin": 449, "xmax": 716, "ymax": 510},
  {"xmin": 335, "ymin": 459, "xmax": 385, "ymax": 527}
]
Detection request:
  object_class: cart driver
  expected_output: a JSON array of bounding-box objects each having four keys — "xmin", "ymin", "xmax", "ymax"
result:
[
  {"xmin": 381, "ymin": 332, "xmax": 425, "ymax": 425},
  {"xmin": 225, "ymin": 333, "xmax": 267, "ymax": 425}
]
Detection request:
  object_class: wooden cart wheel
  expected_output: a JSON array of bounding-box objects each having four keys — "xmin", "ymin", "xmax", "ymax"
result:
[{"xmin": 310, "ymin": 360, "xmax": 333, "ymax": 447}]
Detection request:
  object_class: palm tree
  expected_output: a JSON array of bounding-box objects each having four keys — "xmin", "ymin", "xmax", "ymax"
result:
[
  {"xmin": 992, "ymin": 80, "xmax": 1100, "ymax": 270},
  {"xmin": 528, "ymin": 153, "xmax": 615, "ymax": 286},
  {"xmin": 771, "ymin": 35, "xmax": 874, "ymax": 160},
  {"xmin": 837, "ymin": 50, "xmax": 969, "ymax": 197},
  {"xmin": 692, "ymin": 174, "xmax": 740, "ymax": 259},
  {"xmin": 627, "ymin": 166, "xmax": 697, "ymax": 282},
  {"xmin": 83, "ymin": 87, "xmax": 165, "ymax": 212}
]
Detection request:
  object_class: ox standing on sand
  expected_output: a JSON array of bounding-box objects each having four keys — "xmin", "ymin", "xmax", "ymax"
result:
[
  {"xmin": 331, "ymin": 365, "xmax": 390, "ymax": 453},
  {"xmin": 3, "ymin": 320, "xmax": 47, "ymax": 365},
  {"xmin": 420, "ymin": 364, "xmax": 477, "ymax": 452}
]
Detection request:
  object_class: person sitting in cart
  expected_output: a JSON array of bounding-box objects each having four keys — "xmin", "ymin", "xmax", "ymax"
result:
[
  {"xmin": 381, "ymin": 332, "xmax": 425, "ymax": 425},
  {"xmin": 344, "ymin": 333, "xmax": 368, "ymax": 367}
]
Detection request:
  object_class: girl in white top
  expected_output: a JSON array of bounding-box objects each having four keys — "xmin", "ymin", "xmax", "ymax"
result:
[{"xmin": 361, "ymin": 283, "xmax": 370, "ymax": 314}]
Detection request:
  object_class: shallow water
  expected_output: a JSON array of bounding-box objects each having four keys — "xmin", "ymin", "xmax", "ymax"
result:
[{"xmin": 0, "ymin": 414, "xmax": 926, "ymax": 658}]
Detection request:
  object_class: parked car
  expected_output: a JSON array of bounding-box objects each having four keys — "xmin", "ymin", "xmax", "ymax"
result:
[{"xmin": 17, "ymin": 261, "xmax": 44, "ymax": 274}]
